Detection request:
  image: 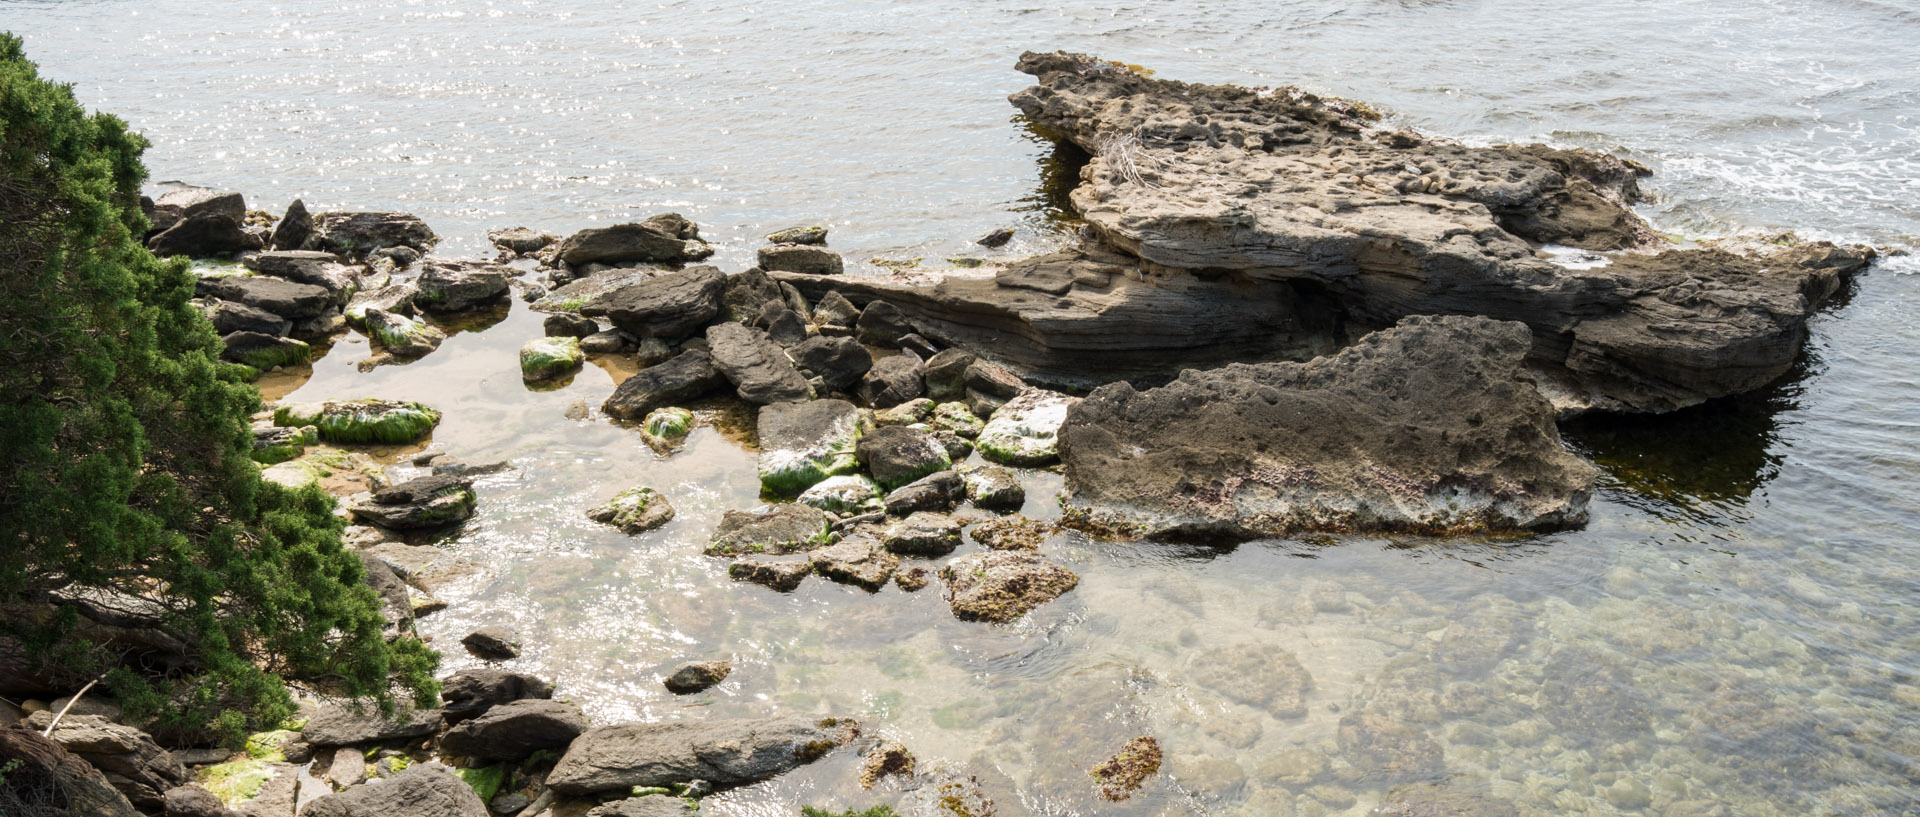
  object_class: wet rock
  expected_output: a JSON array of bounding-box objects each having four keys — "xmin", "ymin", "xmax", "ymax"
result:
[
  {"xmin": 757, "ymin": 244, "xmax": 844, "ymax": 276},
  {"xmin": 883, "ymin": 512, "xmax": 963, "ymax": 556},
  {"xmin": 663, "ymin": 661, "xmax": 732, "ymax": 694},
  {"xmin": 883, "ymin": 470, "xmax": 964, "ymax": 516},
  {"xmin": 1091, "ymin": 736, "xmax": 1162, "ymax": 802},
  {"xmin": 706, "ymin": 322, "xmax": 812, "ymax": 404},
  {"xmin": 584, "ymin": 265, "xmax": 726, "ymax": 340},
  {"xmin": 933, "ymin": 430, "xmax": 973, "ymax": 462},
  {"xmin": 440, "ymin": 669, "xmax": 554, "ymax": 723},
  {"xmin": 895, "ymin": 567, "xmax": 931, "ymax": 592},
  {"xmin": 462, "ymin": 626, "xmax": 521, "ymax": 660},
  {"xmin": 960, "ymin": 465, "xmax": 1024, "ymax": 511},
  {"xmin": 930, "ymin": 401, "xmax": 984, "ymax": 438},
  {"xmin": 557, "ymin": 219, "xmax": 711, "ymax": 266},
  {"xmin": 249, "ymin": 426, "xmax": 316, "ymax": 465},
  {"xmin": 293, "ymin": 704, "xmax": 440, "ymax": 750},
  {"xmin": 1539, "ymin": 647, "xmax": 1650, "ymax": 738},
  {"xmin": 0, "ymin": 726, "xmax": 141, "ymax": 817},
  {"xmin": 586, "ymin": 486, "xmax": 675, "ymax": 535},
  {"xmin": 859, "ymin": 354, "xmax": 925, "ymax": 409},
  {"xmin": 706, "ymin": 504, "xmax": 833, "ymax": 556},
  {"xmin": 1188, "ymin": 643, "xmax": 1313, "ymax": 717},
  {"xmin": 349, "ymin": 474, "xmax": 476, "ymax": 530},
  {"xmin": 922, "ymin": 349, "xmax": 974, "ymax": 401},
  {"xmin": 798, "ymin": 475, "xmax": 884, "ymax": 515},
  {"xmin": 196, "ymin": 275, "xmax": 333, "ymax": 320},
  {"xmin": 245, "ymin": 251, "xmax": 357, "ymax": 303},
  {"xmin": 221, "ymin": 331, "xmax": 311, "ymax": 371},
  {"xmin": 1061, "ymin": 316, "xmax": 1595, "ymax": 539},
  {"xmin": 269, "ymin": 199, "xmax": 312, "ymax": 251},
  {"xmin": 809, "ymin": 536, "xmax": 901, "ymax": 591},
  {"xmin": 488, "ymin": 226, "xmax": 557, "ymax": 256},
  {"xmin": 289, "ymin": 312, "xmax": 348, "ymax": 340},
  {"xmin": 639, "ymin": 408, "xmax": 694, "ymax": 452},
  {"xmin": 302, "ymin": 211, "xmax": 438, "ymax": 261},
  {"xmin": 439, "ymin": 699, "xmax": 588, "ymax": 761},
  {"xmin": 727, "ymin": 558, "xmax": 813, "ymax": 592},
  {"xmin": 366, "ymin": 309, "xmax": 445, "ymax": 358},
  {"xmin": 546, "ymin": 717, "xmax": 852, "ymax": 794},
  {"xmin": 344, "ymin": 285, "xmax": 418, "ymax": 331},
  {"xmin": 1371, "ymin": 783, "xmax": 1520, "ymax": 817},
  {"xmin": 25, "ymin": 712, "xmax": 187, "ymax": 811},
  {"xmin": 977, "ymin": 228, "xmax": 1015, "ymax": 248},
  {"xmin": 603, "ymin": 349, "xmax": 727, "ymax": 421},
  {"xmin": 1336, "ymin": 712, "xmax": 1444, "ymax": 782},
  {"xmin": 789, "ymin": 335, "xmax": 874, "ymax": 392},
  {"xmin": 855, "ymin": 300, "xmax": 916, "ymax": 347},
  {"xmin": 859, "ymin": 742, "xmax": 915, "ymax": 788},
  {"xmin": 301, "ymin": 763, "xmax": 485, "ymax": 817},
  {"xmin": 544, "ymin": 312, "xmax": 599, "ymax": 338},
  {"xmin": 415, "ymin": 259, "xmax": 510, "ymax": 312},
  {"xmin": 274, "ymin": 399, "xmax": 441, "ymax": 445},
  {"xmin": 204, "ymin": 298, "xmax": 292, "ymax": 337},
  {"xmin": 813, "ymin": 290, "xmax": 861, "ymax": 331},
  {"xmin": 579, "ymin": 328, "xmax": 630, "ymax": 355},
  {"xmin": 766, "ymin": 225, "xmax": 828, "ymax": 246},
  {"xmin": 969, "ymin": 516, "xmax": 1051, "ymax": 550},
  {"xmin": 520, "ymin": 336, "xmax": 584, "ymax": 381},
  {"xmin": 940, "ymin": 551, "xmax": 1079, "ymax": 622},
  {"xmin": 584, "ymin": 796, "xmax": 697, "ymax": 817},
  {"xmin": 756, "ymin": 399, "xmax": 870, "ymax": 495},
  {"xmin": 856, "ymin": 425, "xmax": 952, "ymax": 490},
  {"xmin": 977, "ymin": 389, "xmax": 1074, "ymax": 466},
  {"xmin": 875, "ymin": 398, "xmax": 935, "ymax": 427},
  {"xmin": 534, "ymin": 265, "xmax": 658, "ymax": 313}
]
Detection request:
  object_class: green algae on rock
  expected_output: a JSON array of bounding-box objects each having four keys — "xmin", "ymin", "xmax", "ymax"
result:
[
  {"xmin": 976, "ymin": 390, "xmax": 1075, "ymax": 467},
  {"xmin": 641, "ymin": 407, "xmax": 695, "ymax": 450},
  {"xmin": 249, "ymin": 425, "xmax": 318, "ymax": 465},
  {"xmin": 521, "ymin": 336, "xmax": 585, "ymax": 381},
  {"xmin": 273, "ymin": 399, "xmax": 441, "ymax": 445},
  {"xmin": 798, "ymin": 474, "xmax": 884, "ymax": 515},
  {"xmin": 706, "ymin": 503, "xmax": 834, "ymax": 557},
  {"xmin": 756, "ymin": 399, "xmax": 871, "ymax": 496},
  {"xmin": 587, "ymin": 487, "xmax": 676, "ymax": 535}
]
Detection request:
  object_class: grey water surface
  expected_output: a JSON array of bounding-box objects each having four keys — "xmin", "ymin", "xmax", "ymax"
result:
[{"xmin": 5, "ymin": 1, "xmax": 1918, "ymax": 814}]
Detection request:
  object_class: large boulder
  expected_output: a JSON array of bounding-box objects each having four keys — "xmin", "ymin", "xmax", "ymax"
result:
[
  {"xmin": 195, "ymin": 275, "xmax": 334, "ymax": 320},
  {"xmin": 756, "ymin": 399, "xmax": 870, "ymax": 495},
  {"xmin": 150, "ymin": 206, "xmax": 256, "ymax": 258},
  {"xmin": 583, "ymin": 265, "xmax": 727, "ymax": 339},
  {"xmin": 977, "ymin": 389, "xmax": 1075, "ymax": 466},
  {"xmin": 602, "ymin": 350, "xmax": 727, "ymax": 421},
  {"xmin": 150, "ymin": 186, "xmax": 245, "ymax": 230},
  {"xmin": 788, "ymin": 335, "xmax": 873, "ymax": 392},
  {"xmin": 557, "ymin": 218, "xmax": 712, "ymax": 266},
  {"xmin": 1059, "ymin": 315, "xmax": 1597, "ymax": 539},
  {"xmin": 546, "ymin": 717, "xmax": 852, "ymax": 795},
  {"xmin": 705, "ymin": 322, "xmax": 812, "ymax": 404},
  {"xmin": 24, "ymin": 712, "xmax": 186, "ymax": 811},
  {"xmin": 0, "ymin": 725, "xmax": 142, "ymax": 817},
  {"xmin": 366, "ymin": 309, "xmax": 445, "ymax": 358},
  {"xmin": 438, "ymin": 699, "xmax": 588, "ymax": 761},
  {"xmin": 300, "ymin": 763, "xmax": 485, "ymax": 817},
  {"xmin": 273, "ymin": 399, "xmax": 440, "ymax": 445},
  {"xmin": 302, "ymin": 212, "xmax": 438, "ymax": 261},
  {"xmin": 439, "ymin": 669, "xmax": 554, "ymax": 724},
  {"xmin": 939, "ymin": 551, "xmax": 1079, "ymax": 623}
]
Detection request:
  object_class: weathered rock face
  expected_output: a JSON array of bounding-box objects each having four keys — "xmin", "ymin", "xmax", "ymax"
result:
[
  {"xmin": 295, "ymin": 705, "xmax": 441, "ymax": 749},
  {"xmin": 302, "ymin": 211, "xmax": 438, "ymax": 261},
  {"xmin": 940, "ymin": 551, "xmax": 1079, "ymax": 623},
  {"xmin": 1007, "ymin": 51, "xmax": 1875, "ymax": 413},
  {"xmin": 438, "ymin": 699, "xmax": 588, "ymax": 761},
  {"xmin": 558, "ymin": 219, "xmax": 712, "ymax": 266},
  {"xmin": 584, "ymin": 265, "xmax": 726, "ymax": 340},
  {"xmin": 706, "ymin": 322, "xmax": 812, "ymax": 404},
  {"xmin": 757, "ymin": 244, "xmax": 843, "ymax": 276},
  {"xmin": 439, "ymin": 669, "xmax": 554, "ymax": 723},
  {"xmin": 756, "ymin": 399, "xmax": 870, "ymax": 495},
  {"xmin": 788, "ymin": 335, "xmax": 873, "ymax": 392},
  {"xmin": 24, "ymin": 712, "xmax": 187, "ymax": 811},
  {"xmin": 245, "ymin": 251, "xmax": 357, "ymax": 302},
  {"xmin": 977, "ymin": 389, "xmax": 1075, "ymax": 467},
  {"xmin": 858, "ymin": 354, "xmax": 925, "ymax": 409},
  {"xmin": 706, "ymin": 504, "xmax": 833, "ymax": 556},
  {"xmin": 1060, "ymin": 316, "xmax": 1596, "ymax": 540},
  {"xmin": 204, "ymin": 298, "xmax": 293, "ymax": 337},
  {"xmin": 857, "ymin": 426, "xmax": 952, "ymax": 490},
  {"xmin": 301, "ymin": 763, "xmax": 485, "ymax": 817},
  {"xmin": 196, "ymin": 275, "xmax": 334, "ymax": 320},
  {"xmin": 0, "ymin": 725, "xmax": 142, "ymax": 817},
  {"xmin": 602, "ymin": 350, "xmax": 727, "ymax": 421},
  {"xmin": 546, "ymin": 717, "xmax": 851, "ymax": 795},
  {"xmin": 349, "ymin": 473, "xmax": 477, "ymax": 530}
]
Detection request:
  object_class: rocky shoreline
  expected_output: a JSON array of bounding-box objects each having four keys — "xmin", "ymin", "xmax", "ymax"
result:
[{"xmin": 6, "ymin": 51, "xmax": 1885, "ymax": 817}]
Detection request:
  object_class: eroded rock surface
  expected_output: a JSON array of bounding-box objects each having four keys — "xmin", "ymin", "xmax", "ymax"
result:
[{"xmin": 546, "ymin": 717, "xmax": 851, "ymax": 795}]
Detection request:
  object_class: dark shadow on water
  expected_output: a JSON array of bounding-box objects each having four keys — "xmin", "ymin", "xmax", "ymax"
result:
[{"xmin": 1010, "ymin": 114, "xmax": 1090, "ymax": 235}]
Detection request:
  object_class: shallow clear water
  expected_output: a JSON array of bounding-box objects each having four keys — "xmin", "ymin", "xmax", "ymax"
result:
[{"xmin": 6, "ymin": 1, "xmax": 1920, "ymax": 815}]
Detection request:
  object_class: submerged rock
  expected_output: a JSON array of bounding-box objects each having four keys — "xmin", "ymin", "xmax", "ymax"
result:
[
  {"xmin": 1371, "ymin": 784, "xmax": 1520, "ymax": 817},
  {"xmin": 662, "ymin": 661, "xmax": 732, "ymax": 694},
  {"xmin": 1336, "ymin": 712, "xmax": 1445, "ymax": 783},
  {"xmin": 977, "ymin": 389, "xmax": 1074, "ymax": 466},
  {"xmin": 587, "ymin": 487, "xmax": 676, "ymax": 535},
  {"xmin": 274, "ymin": 399, "xmax": 441, "ymax": 445},
  {"xmin": 345, "ymin": 285, "xmax": 417, "ymax": 331},
  {"xmin": 756, "ymin": 399, "xmax": 871, "ymax": 495},
  {"xmin": 1059, "ymin": 316, "xmax": 1595, "ymax": 540},
  {"xmin": 706, "ymin": 504, "xmax": 833, "ymax": 557},
  {"xmin": 940, "ymin": 551, "xmax": 1079, "ymax": 622},
  {"xmin": 546, "ymin": 717, "xmax": 852, "ymax": 795},
  {"xmin": 969, "ymin": 515, "xmax": 1052, "ymax": 551},
  {"xmin": 1091, "ymin": 736, "xmax": 1162, "ymax": 802},
  {"xmin": 1188, "ymin": 643, "xmax": 1314, "ymax": 718},
  {"xmin": 520, "ymin": 336, "xmax": 585, "ymax": 381}
]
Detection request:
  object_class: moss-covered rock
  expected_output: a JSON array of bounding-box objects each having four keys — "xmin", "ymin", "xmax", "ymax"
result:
[
  {"xmin": 222, "ymin": 331, "xmax": 312, "ymax": 370},
  {"xmin": 640, "ymin": 407, "xmax": 695, "ymax": 452},
  {"xmin": 757, "ymin": 400, "xmax": 870, "ymax": 496},
  {"xmin": 273, "ymin": 399, "xmax": 441, "ymax": 445},
  {"xmin": 797, "ymin": 474, "xmax": 883, "ymax": 515},
  {"xmin": 586, "ymin": 487, "xmax": 676, "ymax": 535},
  {"xmin": 366, "ymin": 307, "xmax": 445, "ymax": 358},
  {"xmin": 520, "ymin": 336, "xmax": 584, "ymax": 381},
  {"xmin": 931, "ymin": 401, "xmax": 984, "ymax": 438},
  {"xmin": 198, "ymin": 758, "xmax": 274, "ymax": 805},
  {"xmin": 977, "ymin": 390, "xmax": 1076, "ymax": 466},
  {"xmin": 249, "ymin": 425, "xmax": 318, "ymax": 465},
  {"xmin": 874, "ymin": 398, "xmax": 935, "ymax": 427},
  {"xmin": 706, "ymin": 504, "xmax": 834, "ymax": 557},
  {"xmin": 1091, "ymin": 736, "xmax": 1162, "ymax": 801},
  {"xmin": 458, "ymin": 764, "xmax": 507, "ymax": 803},
  {"xmin": 244, "ymin": 729, "xmax": 297, "ymax": 762}
]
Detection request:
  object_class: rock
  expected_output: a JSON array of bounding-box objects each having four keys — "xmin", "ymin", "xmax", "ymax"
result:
[
  {"xmin": 196, "ymin": 275, "xmax": 333, "ymax": 320},
  {"xmin": 1091, "ymin": 736, "xmax": 1162, "ymax": 802},
  {"xmin": 416, "ymin": 260, "xmax": 510, "ymax": 312},
  {"xmin": 291, "ymin": 704, "xmax": 441, "ymax": 751},
  {"xmin": 323, "ymin": 747, "xmax": 367, "ymax": 789},
  {"xmin": 940, "ymin": 551, "xmax": 1079, "ymax": 622},
  {"xmin": 366, "ymin": 309, "xmax": 445, "ymax": 358},
  {"xmin": 603, "ymin": 350, "xmax": 727, "ymax": 421},
  {"xmin": 813, "ymin": 290, "xmax": 861, "ymax": 330},
  {"xmin": 705, "ymin": 322, "xmax": 812, "ymax": 404},
  {"xmin": 221, "ymin": 331, "xmax": 311, "ymax": 371},
  {"xmin": 896, "ymin": 334, "xmax": 939, "ymax": 361},
  {"xmin": 487, "ymin": 793, "xmax": 530, "ymax": 815},
  {"xmin": 797, "ymin": 475, "xmax": 883, "ymax": 515},
  {"xmin": 1539, "ymin": 647, "xmax": 1649, "ymax": 738},
  {"xmin": 1371, "ymin": 784, "xmax": 1520, "ymax": 817},
  {"xmin": 876, "ymin": 399, "xmax": 937, "ymax": 429},
  {"xmin": 584, "ymin": 265, "xmax": 726, "ymax": 340},
  {"xmin": 586, "ymin": 487, "xmax": 676, "ymax": 534},
  {"xmin": 534, "ymin": 266, "xmax": 659, "ymax": 313},
  {"xmin": 727, "ymin": 558, "xmax": 813, "ymax": 592},
  {"xmin": 344, "ymin": 285, "xmax": 417, "ymax": 331},
  {"xmin": 1188, "ymin": 643, "xmax": 1313, "ymax": 717},
  {"xmin": 858, "ymin": 354, "xmax": 925, "ymax": 409},
  {"xmin": 662, "ymin": 661, "xmax": 731, "ymax": 694},
  {"xmin": 546, "ymin": 717, "xmax": 851, "ymax": 795},
  {"xmin": 860, "ymin": 742, "xmax": 915, "ymax": 788},
  {"xmin": 359, "ymin": 553, "xmax": 416, "ymax": 637},
  {"xmin": 1336, "ymin": 712, "xmax": 1444, "ymax": 783},
  {"xmin": 374, "ymin": 246, "xmax": 421, "ymax": 267},
  {"xmin": 302, "ymin": 212, "xmax": 438, "ymax": 261},
  {"xmin": 150, "ymin": 213, "xmax": 256, "ymax": 258},
  {"xmin": 639, "ymin": 407, "xmax": 695, "ymax": 452},
  {"xmin": 165, "ymin": 784, "xmax": 236, "ymax": 817},
  {"xmin": 245, "ymin": 251, "xmax": 357, "ymax": 302},
  {"xmin": 557, "ymin": 220, "xmax": 711, "ymax": 266},
  {"xmin": 301, "ymin": 763, "xmax": 485, "ymax": 817},
  {"xmin": 1059, "ymin": 316, "xmax": 1596, "ymax": 539},
  {"xmin": 203, "ymin": 299, "xmax": 292, "ymax": 337},
  {"xmin": 579, "ymin": 328, "xmax": 629, "ymax": 355},
  {"xmin": 788, "ymin": 335, "xmax": 873, "ymax": 392},
  {"xmin": 809, "ymin": 537, "xmax": 900, "ymax": 591},
  {"xmin": 439, "ymin": 699, "xmax": 588, "ymax": 761},
  {"xmin": 766, "ymin": 225, "xmax": 828, "ymax": 245},
  {"xmin": 488, "ymin": 227, "xmax": 557, "ymax": 256},
  {"xmin": 289, "ymin": 312, "xmax": 347, "ymax": 340},
  {"xmin": 922, "ymin": 349, "xmax": 974, "ymax": 401},
  {"xmin": 856, "ymin": 425, "xmax": 952, "ymax": 490},
  {"xmin": 977, "ymin": 228, "xmax": 1015, "ymax": 248},
  {"xmin": 882, "ymin": 512, "xmax": 962, "ymax": 556},
  {"xmin": 960, "ymin": 465, "xmax": 1024, "ymax": 511},
  {"xmin": 969, "ymin": 516, "xmax": 1052, "ymax": 550},
  {"xmin": 721, "ymin": 268, "xmax": 786, "ymax": 323},
  {"xmin": 756, "ymin": 399, "xmax": 871, "ymax": 495},
  {"xmin": 855, "ymin": 301, "xmax": 915, "ymax": 347},
  {"xmin": 274, "ymin": 399, "xmax": 440, "ymax": 445},
  {"xmin": 349, "ymin": 474, "xmax": 476, "ymax": 530},
  {"xmin": 1008, "ymin": 52, "xmax": 1875, "ymax": 412},
  {"xmin": 757, "ymin": 244, "xmax": 843, "ymax": 276},
  {"xmin": 541, "ymin": 313, "xmax": 598, "ymax": 340},
  {"xmin": 520, "ymin": 336, "xmax": 584, "ymax": 381},
  {"xmin": 762, "ymin": 305, "xmax": 811, "ymax": 347},
  {"xmin": 895, "ymin": 567, "xmax": 931, "ymax": 592},
  {"xmin": 24, "ymin": 712, "xmax": 187, "ymax": 811},
  {"xmin": 440, "ymin": 669, "xmax": 555, "ymax": 724},
  {"xmin": 930, "ymin": 401, "xmax": 984, "ymax": 438},
  {"xmin": 706, "ymin": 504, "xmax": 833, "ymax": 557},
  {"xmin": 883, "ymin": 470, "xmax": 964, "ymax": 516},
  {"xmin": 462, "ymin": 627, "xmax": 520, "ymax": 661},
  {"xmin": 584, "ymin": 796, "xmax": 696, "ymax": 817},
  {"xmin": 976, "ymin": 389, "xmax": 1073, "ymax": 467},
  {"xmin": 0, "ymin": 725, "xmax": 142, "ymax": 817},
  {"xmin": 249, "ymin": 426, "xmax": 316, "ymax": 465}
]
